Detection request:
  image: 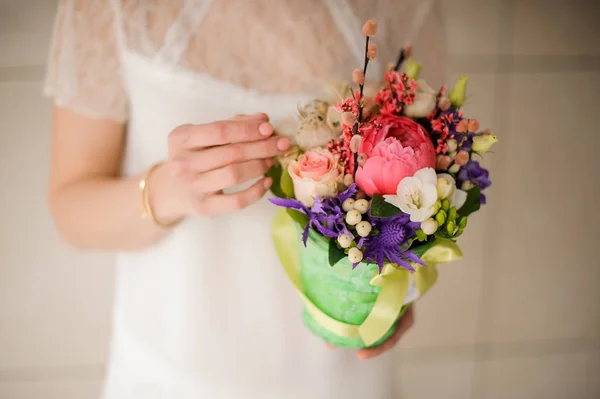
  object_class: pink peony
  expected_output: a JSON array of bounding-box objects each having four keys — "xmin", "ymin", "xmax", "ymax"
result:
[
  {"xmin": 356, "ymin": 115, "xmax": 436, "ymax": 196},
  {"xmin": 288, "ymin": 148, "xmax": 343, "ymax": 207}
]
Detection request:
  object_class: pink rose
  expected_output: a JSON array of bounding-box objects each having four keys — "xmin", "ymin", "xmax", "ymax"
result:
[
  {"xmin": 288, "ymin": 148, "xmax": 343, "ymax": 206},
  {"xmin": 356, "ymin": 115, "xmax": 436, "ymax": 196}
]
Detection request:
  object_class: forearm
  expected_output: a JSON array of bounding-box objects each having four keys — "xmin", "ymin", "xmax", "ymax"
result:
[{"xmin": 49, "ymin": 163, "xmax": 182, "ymax": 251}]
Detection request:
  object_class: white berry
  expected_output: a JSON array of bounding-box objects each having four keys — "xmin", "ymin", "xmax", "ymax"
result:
[
  {"xmin": 345, "ymin": 210, "xmax": 362, "ymax": 226},
  {"xmin": 353, "ymin": 199, "xmax": 370, "ymax": 214},
  {"xmin": 342, "ymin": 198, "xmax": 355, "ymax": 212},
  {"xmin": 448, "ymin": 163, "xmax": 461, "ymax": 174},
  {"xmin": 348, "ymin": 247, "xmax": 363, "ymax": 263},
  {"xmin": 420, "ymin": 218, "xmax": 439, "ymax": 235},
  {"xmin": 447, "ymin": 139, "xmax": 458, "ymax": 153},
  {"xmin": 337, "ymin": 234, "xmax": 353, "ymax": 248},
  {"xmin": 355, "ymin": 190, "xmax": 366, "ymax": 200},
  {"xmin": 356, "ymin": 221, "xmax": 372, "ymax": 237}
]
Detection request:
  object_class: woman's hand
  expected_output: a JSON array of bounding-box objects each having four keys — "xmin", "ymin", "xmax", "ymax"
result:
[
  {"xmin": 151, "ymin": 113, "xmax": 291, "ymax": 223},
  {"xmin": 356, "ymin": 306, "xmax": 415, "ymax": 360},
  {"xmin": 326, "ymin": 306, "xmax": 415, "ymax": 360}
]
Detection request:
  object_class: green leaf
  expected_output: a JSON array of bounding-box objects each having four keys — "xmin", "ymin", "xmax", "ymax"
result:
[
  {"xmin": 370, "ymin": 194, "xmax": 402, "ymax": 218},
  {"xmin": 280, "ymin": 167, "xmax": 295, "ymax": 198},
  {"xmin": 265, "ymin": 163, "xmax": 284, "ymax": 198},
  {"xmin": 449, "ymin": 75, "xmax": 468, "ymax": 108},
  {"xmin": 459, "ymin": 185, "xmax": 481, "ymax": 217},
  {"xmin": 328, "ymin": 240, "xmax": 346, "ymax": 267},
  {"xmin": 409, "ymin": 237, "xmax": 436, "ymax": 258},
  {"xmin": 405, "ymin": 59, "xmax": 422, "ymax": 80},
  {"xmin": 286, "ymin": 209, "xmax": 309, "ymax": 228}
]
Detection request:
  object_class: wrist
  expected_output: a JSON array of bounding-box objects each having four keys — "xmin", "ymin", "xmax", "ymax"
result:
[{"xmin": 145, "ymin": 162, "xmax": 187, "ymax": 225}]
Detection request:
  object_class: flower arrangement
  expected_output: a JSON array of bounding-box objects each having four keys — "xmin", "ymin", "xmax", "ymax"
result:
[{"xmin": 266, "ymin": 20, "xmax": 497, "ymax": 349}]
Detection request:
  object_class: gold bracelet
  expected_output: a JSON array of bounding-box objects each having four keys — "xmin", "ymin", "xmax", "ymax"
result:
[{"xmin": 139, "ymin": 162, "xmax": 181, "ymax": 228}]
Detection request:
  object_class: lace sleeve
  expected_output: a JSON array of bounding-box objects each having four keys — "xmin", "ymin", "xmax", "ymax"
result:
[{"xmin": 44, "ymin": 0, "xmax": 128, "ymax": 123}]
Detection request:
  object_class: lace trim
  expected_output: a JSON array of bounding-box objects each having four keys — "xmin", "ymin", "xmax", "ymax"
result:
[{"xmin": 44, "ymin": 0, "xmax": 445, "ymax": 122}]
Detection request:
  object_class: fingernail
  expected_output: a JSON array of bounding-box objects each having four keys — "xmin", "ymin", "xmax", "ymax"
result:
[
  {"xmin": 277, "ymin": 137, "xmax": 291, "ymax": 151},
  {"xmin": 265, "ymin": 158, "xmax": 274, "ymax": 168},
  {"xmin": 259, "ymin": 122, "xmax": 273, "ymax": 136}
]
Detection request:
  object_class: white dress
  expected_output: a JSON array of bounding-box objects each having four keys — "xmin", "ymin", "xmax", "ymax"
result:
[{"xmin": 45, "ymin": 1, "xmax": 445, "ymax": 397}]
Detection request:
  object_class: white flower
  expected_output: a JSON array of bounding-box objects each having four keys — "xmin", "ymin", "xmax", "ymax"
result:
[
  {"xmin": 384, "ymin": 167, "xmax": 438, "ymax": 222},
  {"xmin": 436, "ymin": 173, "xmax": 467, "ymax": 210},
  {"xmin": 403, "ymin": 79, "xmax": 437, "ymax": 118},
  {"xmin": 436, "ymin": 175, "xmax": 455, "ymax": 200}
]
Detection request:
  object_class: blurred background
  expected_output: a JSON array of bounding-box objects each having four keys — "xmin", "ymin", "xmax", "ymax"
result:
[{"xmin": 0, "ymin": 1, "xmax": 599, "ymax": 398}]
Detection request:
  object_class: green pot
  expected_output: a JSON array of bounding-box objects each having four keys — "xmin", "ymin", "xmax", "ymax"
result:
[{"xmin": 299, "ymin": 228, "xmax": 406, "ymax": 349}]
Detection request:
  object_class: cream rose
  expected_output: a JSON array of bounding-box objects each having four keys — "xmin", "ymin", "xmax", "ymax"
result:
[
  {"xmin": 288, "ymin": 148, "xmax": 343, "ymax": 207},
  {"xmin": 403, "ymin": 79, "xmax": 438, "ymax": 118}
]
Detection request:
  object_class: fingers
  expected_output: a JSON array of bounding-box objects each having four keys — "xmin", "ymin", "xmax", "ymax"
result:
[
  {"xmin": 356, "ymin": 306, "xmax": 414, "ymax": 361},
  {"xmin": 356, "ymin": 333, "xmax": 399, "ymax": 361},
  {"xmin": 170, "ymin": 118, "xmax": 274, "ymax": 150},
  {"xmin": 183, "ymin": 137, "xmax": 290, "ymax": 173},
  {"xmin": 192, "ymin": 159, "xmax": 272, "ymax": 192},
  {"xmin": 198, "ymin": 177, "xmax": 273, "ymax": 215}
]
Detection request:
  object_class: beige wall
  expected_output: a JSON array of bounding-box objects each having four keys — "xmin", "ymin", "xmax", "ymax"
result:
[{"xmin": 0, "ymin": 1, "xmax": 598, "ymax": 398}]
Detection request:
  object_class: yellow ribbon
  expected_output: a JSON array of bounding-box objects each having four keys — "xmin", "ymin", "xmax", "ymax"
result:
[{"xmin": 271, "ymin": 208, "xmax": 463, "ymax": 346}]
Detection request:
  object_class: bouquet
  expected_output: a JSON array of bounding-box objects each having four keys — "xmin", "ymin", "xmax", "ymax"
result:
[{"xmin": 266, "ymin": 20, "xmax": 497, "ymax": 349}]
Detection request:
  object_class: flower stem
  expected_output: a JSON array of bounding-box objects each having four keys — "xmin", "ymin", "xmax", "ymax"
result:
[
  {"xmin": 352, "ymin": 123, "xmax": 359, "ymax": 176},
  {"xmin": 394, "ymin": 47, "xmax": 407, "ymax": 72},
  {"xmin": 358, "ymin": 36, "xmax": 370, "ymax": 123},
  {"xmin": 353, "ymin": 36, "xmax": 371, "ymax": 178}
]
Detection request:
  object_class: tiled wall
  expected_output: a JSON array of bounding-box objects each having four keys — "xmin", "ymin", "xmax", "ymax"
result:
[{"xmin": 0, "ymin": 1, "xmax": 598, "ymax": 398}]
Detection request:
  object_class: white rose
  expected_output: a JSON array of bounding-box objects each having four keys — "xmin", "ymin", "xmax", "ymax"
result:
[
  {"xmin": 403, "ymin": 79, "xmax": 437, "ymax": 118},
  {"xmin": 384, "ymin": 167, "xmax": 438, "ymax": 222},
  {"xmin": 436, "ymin": 173, "xmax": 467, "ymax": 210}
]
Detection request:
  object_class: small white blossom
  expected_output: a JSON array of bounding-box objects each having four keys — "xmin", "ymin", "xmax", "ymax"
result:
[
  {"xmin": 437, "ymin": 173, "xmax": 467, "ymax": 210},
  {"xmin": 384, "ymin": 167, "xmax": 438, "ymax": 222}
]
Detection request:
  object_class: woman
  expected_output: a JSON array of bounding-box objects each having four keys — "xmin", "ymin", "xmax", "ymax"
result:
[{"xmin": 45, "ymin": 1, "xmax": 445, "ymax": 397}]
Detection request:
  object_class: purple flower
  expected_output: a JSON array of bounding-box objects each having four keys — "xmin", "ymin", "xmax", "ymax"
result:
[
  {"xmin": 271, "ymin": 184, "xmax": 424, "ymax": 272},
  {"xmin": 455, "ymin": 131, "xmax": 476, "ymax": 152},
  {"xmin": 270, "ymin": 185, "xmax": 358, "ymax": 246},
  {"xmin": 457, "ymin": 160, "xmax": 491, "ymax": 190},
  {"xmin": 359, "ymin": 213, "xmax": 423, "ymax": 272}
]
